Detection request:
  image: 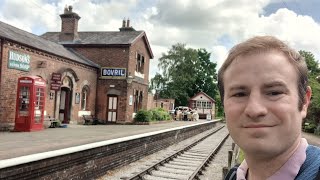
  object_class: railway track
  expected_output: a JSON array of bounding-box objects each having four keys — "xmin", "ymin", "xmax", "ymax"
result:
[{"xmin": 126, "ymin": 125, "xmax": 229, "ymax": 180}]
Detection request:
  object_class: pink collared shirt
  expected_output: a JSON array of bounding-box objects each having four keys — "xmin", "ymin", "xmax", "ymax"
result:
[{"xmin": 237, "ymin": 138, "xmax": 308, "ymax": 180}]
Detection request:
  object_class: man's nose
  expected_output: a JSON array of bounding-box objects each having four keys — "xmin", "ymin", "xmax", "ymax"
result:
[{"xmin": 244, "ymin": 93, "xmax": 267, "ymax": 119}]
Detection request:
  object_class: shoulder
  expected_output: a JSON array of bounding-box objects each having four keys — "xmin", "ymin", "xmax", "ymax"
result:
[
  {"xmin": 306, "ymin": 145, "xmax": 320, "ymax": 162},
  {"xmin": 224, "ymin": 165, "xmax": 238, "ymax": 180},
  {"xmin": 296, "ymin": 145, "xmax": 320, "ymax": 180}
]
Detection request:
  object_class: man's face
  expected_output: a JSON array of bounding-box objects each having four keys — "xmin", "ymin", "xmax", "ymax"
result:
[{"xmin": 223, "ymin": 51, "xmax": 310, "ymax": 158}]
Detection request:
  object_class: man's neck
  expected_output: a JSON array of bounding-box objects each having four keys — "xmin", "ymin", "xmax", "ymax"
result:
[{"xmin": 245, "ymin": 138, "xmax": 301, "ymax": 180}]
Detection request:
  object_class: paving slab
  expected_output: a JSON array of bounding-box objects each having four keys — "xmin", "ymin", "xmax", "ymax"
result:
[{"xmin": 0, "ymin": 120, "xmax": 211, "ymax": 160}]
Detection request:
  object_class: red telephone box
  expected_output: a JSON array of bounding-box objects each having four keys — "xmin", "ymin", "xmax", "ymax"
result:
[{"xmin": 15, "ymin": 76, "xmax": 46, "ymax": 132}]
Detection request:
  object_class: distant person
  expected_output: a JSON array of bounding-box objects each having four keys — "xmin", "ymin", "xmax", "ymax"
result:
[{"xmin": 218, "ymin": 36, "xmax": 320, "ymax": 180}]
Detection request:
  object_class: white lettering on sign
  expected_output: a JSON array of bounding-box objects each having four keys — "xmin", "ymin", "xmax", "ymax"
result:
[
  {"xmin": 9, "ymin": 51, "xmax": 30, "ymax": 63},
  {"xmin": 35, "ymin": 81, "xmax": 45, "ymax": 85},
  {"xmin": 101, "ymin": 68, "xmax": 126, "ymax": 78},
  {"xmin": 20, "ymin": 80, "xmax": 32, "ymax": 83},
  {"xmin": 8, "ymin": 50, "xmax": 31, "ymax": 71}
]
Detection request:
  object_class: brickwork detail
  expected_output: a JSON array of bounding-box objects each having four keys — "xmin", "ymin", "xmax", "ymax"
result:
[
  {"xmin": 71, "ymin": 40, "xmax": 151, "ymax": 122},
  {"xmin": 0, "ymin": 40, "xmax": 97, "ymax": 130}
]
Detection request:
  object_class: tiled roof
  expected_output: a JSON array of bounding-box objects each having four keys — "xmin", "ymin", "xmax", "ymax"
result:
[
  {"xmin": 41, "ymin": 31, "xmax": 154, "ymax": 58},
  {"xmin": 190, "ymin": 91, "xmax": 215, "ymax": 102},
  {"xmin": 0, "ymin": 21, "xmax": 100, "ymax": 68},
  {"xmin": 41, "ymin": 31, "xmax": 144, "ymax": 45}
]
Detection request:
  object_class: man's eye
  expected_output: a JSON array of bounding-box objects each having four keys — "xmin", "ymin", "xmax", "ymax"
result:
[
  {"xmin": 232, "ymin": 92, "xmax": 246, "ymax": 97},
  {"xmin": 268, "ymin": 91, "xmax": 283, "ymax": 96}
]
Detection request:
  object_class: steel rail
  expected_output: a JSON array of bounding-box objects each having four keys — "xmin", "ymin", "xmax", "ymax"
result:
[{"xmin": 126, "ymin": 125, "xmax": 225, "ymax": 180}]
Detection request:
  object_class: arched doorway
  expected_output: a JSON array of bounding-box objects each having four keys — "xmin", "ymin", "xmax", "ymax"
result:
[{"xmin": 59, "ymin": 77, "xmax": 73, "ymax": 123}]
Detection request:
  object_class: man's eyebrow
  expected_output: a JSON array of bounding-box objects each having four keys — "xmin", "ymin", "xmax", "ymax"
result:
[
  {"xmin": 263, "ymin": 81, "xmax": 288, "ymax": 88},
  {"xmin": 228, "ymin": 85, "xmax": 247, "ymax": 91}
]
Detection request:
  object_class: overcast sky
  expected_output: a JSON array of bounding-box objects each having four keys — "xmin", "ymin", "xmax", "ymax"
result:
[{"xmin": 0, "ymin": 0, "xmax": 319, "ymax": 79}]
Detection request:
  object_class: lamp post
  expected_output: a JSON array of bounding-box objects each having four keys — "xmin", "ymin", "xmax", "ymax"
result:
[{"xmin": 155, "ymin": 88, "xmax": 160, "ymax": 108}]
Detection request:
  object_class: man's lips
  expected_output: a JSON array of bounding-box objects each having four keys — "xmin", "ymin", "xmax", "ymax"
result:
[{"xmin": 243, "ymin": 124, "xmax": 275, "ymax": 128}]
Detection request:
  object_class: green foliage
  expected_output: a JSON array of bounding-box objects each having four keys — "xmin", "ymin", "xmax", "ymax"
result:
[
  {"xmin": 215, "ymin": 93, "xmax": 224, "ymax": 117},
  {"xmin": 150, "ymin": 43, "xmax": 223, "ymax": 114},
  {"xmin": 150, "ymin": 108, "xmax": 170, "ymax": 121},
  {"xmin": 134, "ymin": 108, "xmax": 171, "ymax": 122},
  {"xmin": 300, "ymin": 50, "xmax": 320, "ymax": 76},
  {"xmin": 134, "ymin": 109, "xmax": 152, "ymax": 122},
  {"xmin": 300, "ymin": 50, "xmax": 320, "ymax": 126},
  {"xmin": 238, "ymin": 149, "xmax": 245, "ymax": 163},
  {"xmin": 303, "ymin": 122, "xmax": 317, "ymax": 133}
]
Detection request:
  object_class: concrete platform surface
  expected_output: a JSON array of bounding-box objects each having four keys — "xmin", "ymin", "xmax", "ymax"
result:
[{"xmin": 0, "ymin": 120, "xmax": 211, "ymax": 160}]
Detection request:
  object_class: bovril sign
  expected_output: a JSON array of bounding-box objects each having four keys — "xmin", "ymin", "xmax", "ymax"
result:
[{"xmin": 100, "ymin": 67, "xmax": 126, "ymax": 79}]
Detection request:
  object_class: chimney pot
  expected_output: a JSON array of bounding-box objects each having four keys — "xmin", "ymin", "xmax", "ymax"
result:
[
  {"xmin": 122, "ymin": 18, "xmax": 126, "ymax": 28},
  {"xmin": 68, "ymin": 5, "xmax": 73, "ymax": 12},
  {"xmin": 64, "ymin": 5, "xmax": 68, "ymax": 13},
  {"xmin": 127, "ymin": 19, "xmax": 130, "ymax": 27}
]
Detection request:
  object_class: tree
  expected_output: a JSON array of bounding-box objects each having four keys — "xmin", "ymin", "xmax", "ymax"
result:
[
  {"xmin": 299, "ymin": 50, "xmax": 320, "ymax": 126},
  {"xmin": 150, "ymin": 43, "xmax": 223, "ymax": 116}
]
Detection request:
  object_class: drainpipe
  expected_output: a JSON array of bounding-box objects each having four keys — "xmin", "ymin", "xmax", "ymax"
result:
[{"xmin": 0, "ymin": 38, "xmax": 3, "ymax": 94}]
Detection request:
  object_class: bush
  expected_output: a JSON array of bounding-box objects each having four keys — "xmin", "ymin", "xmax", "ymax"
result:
[
  {"xmin": 303, "ymin": 123, "xmax": 317, "ymax": 133},
  {"xmin": 135, "ymin": 108, "xmax": 171, "ymax": 122},
  {"xmin": 134, "ymin": 109, "xmax": 152, "ymax": 122},
  {"xmin": 150, "ymin": 108, "xmax": 171, "ymax": 121}
]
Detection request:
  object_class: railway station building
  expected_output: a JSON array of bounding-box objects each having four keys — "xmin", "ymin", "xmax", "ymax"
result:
[{"xmin": 0, "ymin": 6, "xmax": 153, "ymax": 130}]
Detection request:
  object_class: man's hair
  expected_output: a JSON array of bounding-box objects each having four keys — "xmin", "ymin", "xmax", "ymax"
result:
[{"xmin": 217, "ymin": 36, "xmax": 308, "ymax": 110}]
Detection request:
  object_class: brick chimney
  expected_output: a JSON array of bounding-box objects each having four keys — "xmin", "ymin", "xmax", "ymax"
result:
[
  {"xmin": 59, "ymin": 5, "xmax": 81, "ymax": 42},
  {"xmin": 119, "ymin": 18, "xmax": 135, "ymax": 32}
]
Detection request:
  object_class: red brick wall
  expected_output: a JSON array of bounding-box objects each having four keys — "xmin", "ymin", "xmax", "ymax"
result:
[
  {"xmin": 0, "ymin": 40, "xmax": 97, "ymax": 130},
  {"xmin": 71, "ymin": 46, "xmax": 130, "ymax": 122},
  {"xmin": 59, "ymin": 18, "xmax": 79, "ymax": 41},
  {"xmin": 61, "ymin": 18, "xmax": 79, "ymax": 34},
  {"xmin": 129, "ymin": 36, "xmax": 151, "ymax": 84},
  {"xmin": 71, "ymin": 35, "xmax": 151, "ymax": 123}
]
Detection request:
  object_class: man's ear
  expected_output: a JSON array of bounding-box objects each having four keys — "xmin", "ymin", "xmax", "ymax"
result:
[{"xmin": 301, "ymin": 86, "xmax": 312, "ymax": 118}]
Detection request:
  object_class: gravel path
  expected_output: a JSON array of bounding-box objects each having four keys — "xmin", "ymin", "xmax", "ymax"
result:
[
  {"xmin": 302, "ymin": 132, "xmax": 320, "ymax": 147},
  {"xmin": 199, "ymin": 137, "xmax": 234, "ymax": 180}
]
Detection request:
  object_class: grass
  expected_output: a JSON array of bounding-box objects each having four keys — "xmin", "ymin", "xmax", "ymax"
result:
[{"xmin": 238, "ymin": 149, "xmax": 245, "ymax": 163}]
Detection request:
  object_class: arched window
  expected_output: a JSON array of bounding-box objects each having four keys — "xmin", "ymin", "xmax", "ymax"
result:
[{"xmin": 81, "ymin": 86, "xmax": 89, "ymax": 110}]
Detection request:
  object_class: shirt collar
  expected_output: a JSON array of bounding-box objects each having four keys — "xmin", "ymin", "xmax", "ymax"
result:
[{"xmin": 236, "ymin": 138, "xmax": 308, "ymax": 180}]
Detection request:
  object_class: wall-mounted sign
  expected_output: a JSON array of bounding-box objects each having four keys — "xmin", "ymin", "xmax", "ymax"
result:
[
  {"xmin": 129, "ymin": 95, "xmax": 133, "ymax": 105},
  {"xmin": 51, "ymin": 73, "xmax": 62, "ymax": 81},
  {"xmin": 50, "ymin": 83, "xmax": 61, "ymax": 91},
  {"xmin": 8, "ymin": 50, "xmax": 30, "ymax": 72},
  {"xmin": 50, "ymin": 73, "xmax": 62, "ymax": 91},
  {"xmin": 75, "ymin": 93, "xmax": 80, "ymax": 104},
  {"xmin": 100, "ymin": 67, "xmax": 126, "ymax": 79}
]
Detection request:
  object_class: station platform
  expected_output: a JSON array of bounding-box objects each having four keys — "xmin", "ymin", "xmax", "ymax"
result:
[{"xmin": 0, "ymin": 120, "xmax": 212, "ymax": 160}]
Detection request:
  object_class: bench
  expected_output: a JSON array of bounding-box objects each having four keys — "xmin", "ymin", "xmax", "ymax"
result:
[
  {"xmin": 83, "ymin": 115, "xmax": 99, "ymax": 125},
  {"xmin": 44, "ymin": 115, "xmax": 60, "ymax": 128}
]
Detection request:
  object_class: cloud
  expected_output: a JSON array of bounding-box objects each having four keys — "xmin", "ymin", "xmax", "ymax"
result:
[
  {"xmin": 211, "ymin": 45, "xmax": 228, "ymax": 70},
  {"xmin": 0, "ymin": 0, "xmax": 59, "ymax": 33},
  {"xmin": 143, "ymin": 0, "xmax": 320, "ymax": 72},
  {"xmin": 0, "ymin": 0, "xmax": 320, "ymax": 77}
]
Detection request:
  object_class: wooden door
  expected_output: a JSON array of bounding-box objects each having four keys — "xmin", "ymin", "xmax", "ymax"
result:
[{"xmin": 107, "ymin": 96, "xmax": 118, "ymax": 122}]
